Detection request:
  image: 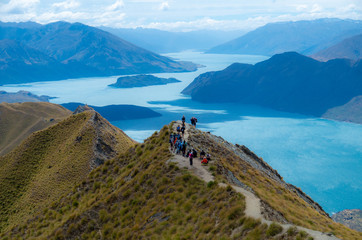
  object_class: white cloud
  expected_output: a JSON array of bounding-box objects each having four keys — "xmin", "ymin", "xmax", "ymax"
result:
[
  {"xmin": 36, "ymin": 11, "xmax": 89, "ymax": 23},
  {"xmin": 52, "ymin": 0, "xmax": 80, "ymax": 10},
  {"xmin": 311, "ymin": 4, "xmax": 323, "ymax": 13},
  {"xmin": 0, "ymin": 0, "xmax": 361, "ymax": 31},
  {"xmin": 159, "ymin": 1, "xmax": 169, "ymax": 11},
  {"xmin": 0, "ymin": 0, "xmax": 39, "ymax": 14},
  {"xmin": 296, "ymin": 5, "xmax": 308, "ymax": 12},
  {"xmin": 106, "ymin": 0, "xmax": 125, "ymax": 11}
]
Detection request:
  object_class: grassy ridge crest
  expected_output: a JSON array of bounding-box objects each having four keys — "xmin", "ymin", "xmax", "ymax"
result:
[{"xmin": 0, "ymin": 111, "xmax": 134, "ymax": 232}]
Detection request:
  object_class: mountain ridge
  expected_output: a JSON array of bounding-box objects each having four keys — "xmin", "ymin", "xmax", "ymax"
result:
[
  {"xmin": 1, "ymin": 120, "xmax": 360, "ymax": 239},
  {"xmin": 207, "ymin": 18, "xmax": 362, "ymax": 56},
  {"xmin": 312, "ymin": 33, "xmax": 362, "ymax": 61},
  {"xmin": 0, "ymin": 21, "xmax": 197, "ymax": 85},
  {"xmin": 0, "ymin": 102, "xmax": 71, "ymax": 156},
  {"xmin": 182, "ymin": 52, "xmax": 362, "ymax": 119},
  {"xmin": 0, "ymin": 109, "xmax": 134, "ymax": 231},
  {"xmin": 100, "ymin": 26, "xmax": 241, "ymax": 53}
]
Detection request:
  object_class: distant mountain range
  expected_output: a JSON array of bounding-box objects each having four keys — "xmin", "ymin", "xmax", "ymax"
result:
[
  {"xmin": 99, "ymin": 27, "xmax": 241, "ymax": 53},
  {"xmin": 0, "ymin": 39, "xmax": 73, "ymax": 84},
  {"xmin": 312, "ymin": 33, "xmax": 362, "ymax": 61},
  {"xmin": 183, "ymin": 52, "xmax": 362, "ymax": 119},
  {"xmin": 0, "ymin": 21, "xmax": 197, "ymax": 85},
  {"xmin": 0, "ymin": 90, "xmax": 51, "ymax": 103},
  {"xmin": 208, "ymin": 18, "xmax": 362, "ymax": 56}
]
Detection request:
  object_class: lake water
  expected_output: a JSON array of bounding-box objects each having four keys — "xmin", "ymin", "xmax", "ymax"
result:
[{"xmin": 1, "ymin": 51, "xmax": 361, "ymax": 215}]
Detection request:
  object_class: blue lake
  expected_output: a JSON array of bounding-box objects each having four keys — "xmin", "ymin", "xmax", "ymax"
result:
[{"xmin": 2, "ymin": 51, "xmax": 361, "ymax": 215}]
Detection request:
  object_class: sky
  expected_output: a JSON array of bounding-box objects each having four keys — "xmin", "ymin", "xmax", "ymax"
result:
[{"xmin": 0, "ymin": 0, "xmax": 361, "ymax": 31}]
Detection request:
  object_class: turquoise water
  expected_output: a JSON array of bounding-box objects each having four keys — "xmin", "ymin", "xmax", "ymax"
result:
[
  {"xmin": 201, "ymin": 116, "xmax": 362, "ymax": 214},
  {"xmin": 1, "ymin": 51, "xmax": 361, "ymax": 214}
]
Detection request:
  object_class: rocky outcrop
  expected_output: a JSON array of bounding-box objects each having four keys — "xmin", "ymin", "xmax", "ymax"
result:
[
  {"xmin": 332, "ymin": 209, "xmax": 362, "ymax": 232},
  {"xmin": 76, "ymin": 110, "xmax": 135, "ymax": 169},
  {"xmin": 73, "ymin": 104, "xmax": 94, "ymax": 114}
]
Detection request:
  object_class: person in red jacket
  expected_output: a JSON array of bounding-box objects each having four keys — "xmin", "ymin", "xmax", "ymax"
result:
[{"xmin": 201, "ymin": 157, "xmax": 208, "ymax": 165}]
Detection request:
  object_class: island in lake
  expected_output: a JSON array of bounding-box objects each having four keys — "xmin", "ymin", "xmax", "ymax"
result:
[
  {"xmin": 109, "ymin": 74, "xmax": 181, "ymax": 88},
  {"xmin": 61, "ymin": 102, "xmax": 161, "ymax": 121}
]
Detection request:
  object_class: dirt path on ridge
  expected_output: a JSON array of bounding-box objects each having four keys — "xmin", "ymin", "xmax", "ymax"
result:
[{"xmin": 168, "ymin": 121, "xmax": 340, "ymax": 240}]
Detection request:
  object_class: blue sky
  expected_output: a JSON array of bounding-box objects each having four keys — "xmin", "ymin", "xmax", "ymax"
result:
[{"xmin": 0, "ymin": 0, "xmax": 361, "ymax": 31}]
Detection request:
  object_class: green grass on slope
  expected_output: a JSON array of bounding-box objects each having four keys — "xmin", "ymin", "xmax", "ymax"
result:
[
  {"xmin": 0, "ymin": 102, "xmax": 71, "ymax": 156},
  {"xmin": 0, "ymin": 112, "xmax": 98, "ymax": 232},
  {"xmin": 1, "ymin": 125, "xmax": 308, "ymax": 240}
]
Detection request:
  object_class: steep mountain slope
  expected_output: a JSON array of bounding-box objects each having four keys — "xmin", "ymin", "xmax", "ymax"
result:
[
  {"xmin": 0, "ymin": 102, "xmax": 71, "ymax": 156},
  {"xmin": 0, "ymin": 110, "xmax": 134, "ymax": 231},
  {"xmin": 100, "ymin": 27, "xmax": 241, "ymax": 53},
  {"xmin": 0, "ymin": 39, "xmax": 71, "ymax": 84},
  {"xmin": 25, "ymin": 22, "xmax": 197, "ymax": 74},
  {"xmin": 312, "ymin": 34, "xmax": 362, "ymax": 61},
  {"xmin": 1, "ymin": 122, "xmax": 360, "ymax": 239},
  {"xmin": 0, "ymin": 21, "xmax": 197, "ymax": 84},
  {"xmin": 322, "ymin": 96, "xmax": 362, "ymax": 124},
  {"xmin": 208, "ymin": 18, "xmax": 362, "ymax": 56},
  {"xmin": 182, "ymin": 52, "xmax": 362, "ymax": 118}
]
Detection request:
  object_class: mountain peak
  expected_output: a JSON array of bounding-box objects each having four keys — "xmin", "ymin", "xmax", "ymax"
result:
[{"xmin": 73, "ymin": 104, "xmax": 94, "ymax": 114}]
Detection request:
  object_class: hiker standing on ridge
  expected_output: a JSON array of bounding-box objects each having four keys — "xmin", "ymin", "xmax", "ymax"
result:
[
  {"xmin": 182, "ymin": 115, "xmax": 185, "ymax": 125},
  {"xmin": 181, "ymin": 125, "xmax": 185, "ymax": 137},
  {"xmin": 189, "ymin": 150, "xmax": 194, "ymax": 166},
  {"xmin": 182, "ymin": 140, "xmax": 187, "ymax": 156},
  {"xmin": 169, "ymin": 133, "xmax": 174, "ymax": 149},
  {"xmin": 190, "ymin": 117, "xmax": 198, "ymax": 127}
]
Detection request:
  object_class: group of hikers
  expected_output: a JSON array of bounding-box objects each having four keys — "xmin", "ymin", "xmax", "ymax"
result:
[
  {"xmin": 190, "ymin": 117, "xmax": 198, "ymax": 127},
  {"xmin": 187, "ymin": 148, "xmax": 211, "ymax": 166},
  {"xmin": 181, "ymin": 115, "xmax": 197, "ymax": 128},
  {"xmin": 169, "ymin": 116, "xmax": 211, "ymax": 167}
]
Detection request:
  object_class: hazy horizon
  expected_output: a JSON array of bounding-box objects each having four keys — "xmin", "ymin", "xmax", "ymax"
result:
[{"xmin": 0, "ymin": 0, "xmax": 361, "ymax": 32}]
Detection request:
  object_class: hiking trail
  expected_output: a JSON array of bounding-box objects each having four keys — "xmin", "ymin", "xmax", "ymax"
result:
[{"xmin": 168, "ymin": 120, "xmax": 339, "ymax": 240}]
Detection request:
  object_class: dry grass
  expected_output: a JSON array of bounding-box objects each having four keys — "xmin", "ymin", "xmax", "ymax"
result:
[
  {"xmin": 0, "ymin": 102, "xmax": 71, "ymax": 156},
  {"xmin": 0, "ymin": 111, "xmax": 134, "ymax": 232},
  {"xmin": 185, "ymin": 128, "xmax": 361, "ymax": 240},
  {"xmin": 1, "ymin": 125, "xmax": 302, "ymax": 239}
]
